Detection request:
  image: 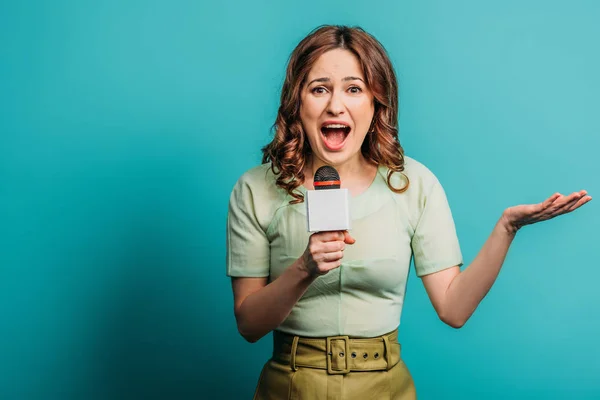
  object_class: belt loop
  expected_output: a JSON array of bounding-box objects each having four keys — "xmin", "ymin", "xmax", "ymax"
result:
[
  {"xmin": 290, "ymin": 336, "xmax": 299, "ymax": 371},
  {"xmin": 382, "ymin": 335, "xmax": 392, "ymax": 371}
]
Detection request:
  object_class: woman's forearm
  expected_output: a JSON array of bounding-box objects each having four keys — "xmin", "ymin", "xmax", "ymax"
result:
[
  {"xmin": 235, "ymin": 231, "xmax": 352, "ymax": 342},
  {"xmin": 235, "ymin": 258, "xmax": 316, "ymax": 343},
  {"xmin": 443, "ymin": 212, "xmax": 517, "ymax": 327},
  {"xmin": 441, "ymin": 190, "xmax": 590, "ymax": 327}
]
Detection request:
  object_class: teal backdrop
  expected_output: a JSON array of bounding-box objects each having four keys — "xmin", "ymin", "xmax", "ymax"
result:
[{"xmin": 1, "ymin": 1, "xmax": 598, "ymax": 399}]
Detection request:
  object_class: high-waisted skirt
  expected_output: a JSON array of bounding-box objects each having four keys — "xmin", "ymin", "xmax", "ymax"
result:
[{"xmin": 252, "ymin": 328, "xmax": 417, "ymax": 400}]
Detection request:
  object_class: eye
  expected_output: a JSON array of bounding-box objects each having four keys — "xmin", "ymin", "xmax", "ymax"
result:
[
  {"xmin": 348, "ymin": 86, "xmax": 362, "ymax": 94},
  {"xmin": 311, "ymin": 86, "xmax": 328, "ymax": 95}
]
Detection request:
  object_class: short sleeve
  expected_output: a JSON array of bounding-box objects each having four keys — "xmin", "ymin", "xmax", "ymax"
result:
[
  {"xmin": 411, "ymin": 180, "xmax": 463, "ymax": 277},
  {"xmin": 226, "ymin": 176, "xmax": 270, "ymax": 277}
]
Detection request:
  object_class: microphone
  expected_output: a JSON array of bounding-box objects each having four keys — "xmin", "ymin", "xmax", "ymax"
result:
[{"xmin": 305, "ymin": 166, "xmax": 351, "ymax": 232}]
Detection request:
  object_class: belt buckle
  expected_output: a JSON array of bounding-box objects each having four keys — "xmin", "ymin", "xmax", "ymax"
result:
[{"xmin": 326, "ymin": 335, "xmax": 350, "ymax": 375}]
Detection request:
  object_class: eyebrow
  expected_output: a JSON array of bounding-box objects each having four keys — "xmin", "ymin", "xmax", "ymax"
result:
[{"xmin": 307, "ymin": 76, "xmax": 365, "ymax": 86}]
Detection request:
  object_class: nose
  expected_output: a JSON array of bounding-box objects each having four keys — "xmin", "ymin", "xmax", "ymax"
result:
[{"xmin": 326, "ymin": 90, "xmax": 345, "ymax": 116}]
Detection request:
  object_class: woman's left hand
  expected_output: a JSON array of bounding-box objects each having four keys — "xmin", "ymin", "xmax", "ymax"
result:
[{"xmin": 501, "ymin": 190, "xmax": 592, "ymax": 234}]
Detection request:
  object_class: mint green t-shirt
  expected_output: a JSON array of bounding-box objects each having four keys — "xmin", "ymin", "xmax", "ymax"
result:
[{"xmin": 226, "ymin": 156, "xmax": 463, "ymax": 338}]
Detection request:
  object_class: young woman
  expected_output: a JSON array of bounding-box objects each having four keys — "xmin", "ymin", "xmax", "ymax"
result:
[{"xmin": 226, "ymin": 25, "xmax": 591, "ymax": 400}]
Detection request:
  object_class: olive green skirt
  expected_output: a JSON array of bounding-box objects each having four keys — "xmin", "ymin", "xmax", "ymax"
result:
[{"xmin": 253, "ymin": 329, "xmax": 417, "ymax": 400}]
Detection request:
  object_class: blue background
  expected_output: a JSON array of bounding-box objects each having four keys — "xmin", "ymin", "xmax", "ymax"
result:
[{"xmin": 1, "ymin": 1, "xmax": 598, "ymax": 399}]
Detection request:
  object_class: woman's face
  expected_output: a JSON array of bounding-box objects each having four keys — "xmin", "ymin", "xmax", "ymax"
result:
[{"xmin": 300, "ymin": 49, "xmax": 375, "ymax": 169}]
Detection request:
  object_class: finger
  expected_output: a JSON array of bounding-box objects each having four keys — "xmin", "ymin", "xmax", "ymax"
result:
[
  {"xmin": 318, "ymin": 260, "xmax": 343, "ymax": 274},
  {"xmin": 547, "ymin": 195, "xmax": 589, "ymax": 218},
  {"xmin": 557, "ymin": 192, "xmax": 587, "ymax": 210},
  {"xmin": 550, "ymin": 191, "xmax": 586, "ymax": 209},
  {"xmin": 565, "ymin": 191, "xmax": 586, "ymax": 203},
  {"xmin": 321, "ymin": 250, "xmax": 344, "ymax": 262},
  {"xmin": 542, "ymin": 193, "xmax": 562, "ymax": 208},
  {"xmin": 565, "ymin": 194, "xmax": 592, "ymax": 212},
  {"xmin": 549, "ymin": 196, "xmax": 577, "ymax": 213},
  {"xmin": 343, "ymin": 231, "xmax": 356, "ymax": 245},
  {"xmin": 542, "ymin": 199, "xmax": 572, "ymax": 217},
  {"xmin": 320, "ymin": 240, "xmax": 346, "ymax": 253},
  {"xmin": 314, "ymin": 231, "xmax": 345, "ymax": 242}
]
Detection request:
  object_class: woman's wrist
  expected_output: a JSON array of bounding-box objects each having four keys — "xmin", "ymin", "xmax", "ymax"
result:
[
  {"xmin": 293, "ymin": 253, "xmax": 317, "ymax": 281},
  {"xmin": 499, "ymin": 210, "xmax": 519, "ymax": 236}
]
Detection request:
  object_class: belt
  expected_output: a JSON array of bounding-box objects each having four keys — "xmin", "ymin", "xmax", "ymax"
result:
[{"xmin": 272, "ymin": 329, "xmax": 401, "ymax": 375}]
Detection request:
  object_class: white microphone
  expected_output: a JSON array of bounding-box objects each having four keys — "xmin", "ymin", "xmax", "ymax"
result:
[{"xmin": 305, "ymin": 166, "xmax": 351, "ymax": 232}]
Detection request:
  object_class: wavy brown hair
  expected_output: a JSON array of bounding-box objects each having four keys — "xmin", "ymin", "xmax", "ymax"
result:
[{"xmin": 262, "ymin": 25, "xmax": 409, "ymax": 203}]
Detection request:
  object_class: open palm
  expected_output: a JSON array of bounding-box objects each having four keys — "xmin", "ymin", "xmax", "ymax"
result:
[{"xmin": 504, "ymin": 190, "xmax": 592, "ymax": 232}]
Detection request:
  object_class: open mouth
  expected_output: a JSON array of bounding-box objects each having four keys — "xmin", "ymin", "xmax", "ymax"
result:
[{"xmin": 320, "ymin": 123, "xmax": 351, "ymax": 150}]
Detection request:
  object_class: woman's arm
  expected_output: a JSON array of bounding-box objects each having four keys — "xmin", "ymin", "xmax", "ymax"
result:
[
  {"xmin": 422, "ymin": 190, "xmax": 591, "ymax": 328},
  {"xmin": 231, "ymin": 231, "xmax": 355, "ymax": 343},
  {"xmin": 231, "ymin": 262, "xmax": 313, "ymax": 343}
]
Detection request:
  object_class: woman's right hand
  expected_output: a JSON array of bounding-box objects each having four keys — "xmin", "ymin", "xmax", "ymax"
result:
[{"xmin": 301, "ymin": 231, "xmax": 356, "ymax": 276}]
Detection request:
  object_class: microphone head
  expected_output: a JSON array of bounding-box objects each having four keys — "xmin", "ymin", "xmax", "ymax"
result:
[{"xmin": 314, "ymin": 166, "xmax": 341, "ymax": 190}]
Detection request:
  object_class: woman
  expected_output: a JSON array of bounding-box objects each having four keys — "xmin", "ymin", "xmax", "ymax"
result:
[{"xmin": 226, "ymin": 25, "xmax": 591, "ymax": 399}]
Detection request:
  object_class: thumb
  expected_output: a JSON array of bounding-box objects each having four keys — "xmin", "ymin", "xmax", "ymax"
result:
[{"xmin": 343, "ymin": 230, "xmax": 356, "ymax": 245}]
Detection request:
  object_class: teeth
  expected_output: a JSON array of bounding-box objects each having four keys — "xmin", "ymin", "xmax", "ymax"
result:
[{"xmin": 323, "ymin": 124, "xmax": 348, "ymax": 129}]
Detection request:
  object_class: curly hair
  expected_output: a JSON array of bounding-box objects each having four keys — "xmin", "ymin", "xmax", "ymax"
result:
[{"xmin": 261, "ymin": 25, "xmax": 409, "ymax": 203}]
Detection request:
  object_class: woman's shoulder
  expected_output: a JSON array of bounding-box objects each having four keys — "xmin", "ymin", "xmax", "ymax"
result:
[
  {"xmin": 377, "ymin": 155, "xmax": 441, "ymax": 195},
  {"xmin": 234, "ymin": 163, "xmax": 278, "ymax": 189},
  {"xmin": 230, "ymin": 163, "xmax": 289, "ymax": 211}
]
